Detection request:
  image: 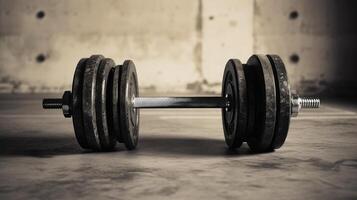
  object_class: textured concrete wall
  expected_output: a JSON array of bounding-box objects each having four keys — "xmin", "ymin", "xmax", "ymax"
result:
[
  {"xmin": 0, "ymin": 0, "xmax": 356, "ymax": 96},
  {"xmin": 254, "ymin": 0, "xmax": 357, "ymax": 96},
  {"xmin": 0, "ymin": 0, "xmax": 201, "ymax": 93},
  {"xmin": 0, "ymin": 0, "xmax": 252, "ymax": 94}
]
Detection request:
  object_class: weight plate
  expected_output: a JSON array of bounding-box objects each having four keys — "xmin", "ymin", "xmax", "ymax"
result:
[
  {"xmin": 244, "ymin": 63, "xmax": 256, "ymax": 144},
  {"xmin": 95, "ymin": 58, "xmax": 117, "ymax": 150},
  {"xmin": 221, "ymin": 59, "xmax": 247, "ymax": 149},
  {"xmin": 112, "ymin": 65, "xmax": 124, "ymax": 143},
  {"xmin": 72, "ymin": 58, "xmax": 90, "ymax": 149},
  {"xmin": 246, "ymin": 55, "xmax": 277, "ymax": 152},
  {"xmin": 267, "ymin": 55, "xmax": 291, "ymax": 149},
  {"xmin": 82, "ymin": 55, "xmax": 104, "ymax": 150},
  {"xmin": 119, "ymin": 60, "xmax": 140, "ymax": 150}
]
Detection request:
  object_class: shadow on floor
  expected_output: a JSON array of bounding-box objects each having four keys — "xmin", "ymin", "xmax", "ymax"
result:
[
  {"xmin": 0, "ymin": 132, "xmax": 268, "ymax": 158},
  {"xmin": 0, "ymin": 132, "xmax": 88, "ymax": 158},
  {"xmin": 138, "ymin": 134, "xmax": 263, "ymax": 157}
]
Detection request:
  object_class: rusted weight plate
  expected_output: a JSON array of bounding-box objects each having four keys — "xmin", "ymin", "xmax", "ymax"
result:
[
  {"xmin": 119, "ymin": 60, "xmax": 140, "ymax": 150},
  {"xmin": 72, "ymin": 58, "xmax": 90, "ymax": 149},
  {"xmin": 246, "ymin": 55, "xmax": 277, "ymax": 152},
  {"xmin": 267, "ymin": 55, "xmax": 291, "ymax": 149},
  {"xmin": 222, "ymin": 59, "xmax": 248, "ymax": 149},
  {"xmin": 112, "ymin": 65, "xmax": 124, "ymax": 143},
  {"xmin": 82, "ymin": 55, "xmax": 104, "ymax": 151},
  {"xmin": 95, "ymin": 58, "xmax": 117, "ymax": 150}
]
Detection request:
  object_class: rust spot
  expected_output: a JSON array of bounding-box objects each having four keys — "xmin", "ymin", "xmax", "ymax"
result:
[
  {"xmin": 186, "ymin": 81, "xmax": 202, "ymax": 93},
  {"xmin": 196, "ymin": 0, "xmax": 203, "ymax": 32},
  {"xmin": 194, "ymin": 0, "xmax": 203, "ymax": 79},
  {"xmin": 193, "ymin": 42, "xmax": 203, "ymax": 77},
  {"xmin": 253, "ymin": 0, "xmax": 261, "ymax": 16},
  {"xmin": 186, "ymin": 80, "xmax": 221, "ymax": 94}
]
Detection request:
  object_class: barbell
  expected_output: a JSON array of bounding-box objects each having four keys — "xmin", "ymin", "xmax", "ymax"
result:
[{"xmin": 42, "ymin": 54, "xmax": 320, "ymax": 152}]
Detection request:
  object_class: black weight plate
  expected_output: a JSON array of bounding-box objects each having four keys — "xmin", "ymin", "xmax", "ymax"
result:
[
  {"xmin": 82, "ymin": 55, "xmax": 104, "ymax": 150},
  {"xmin": 112, "ymin": 65, "xmax": 124, "ymax": 143},
  {"xmin": 267, "ymin": 55, "xmax": 291, "ymax": 149},
  {"xmin": 244, "ymin": 63, "xmax": 255, "ymax": 143},
  {"xmin": 221, "ymin": 59, "xmax": 247, "ymax": 149},
  {"xmin": 95, "ymin": 58, "xmax": 117, "ymax": 150},
  {"xmin": 72, "ymin": 58, "xmax": 90, "ymax": 149},
  {"xmin": 119, "ymin": 60, "xmax": 140, "ymax": 150},
  {"xmin": 246, "ymin": 55, "xmax": 277, "ymax": 152}
]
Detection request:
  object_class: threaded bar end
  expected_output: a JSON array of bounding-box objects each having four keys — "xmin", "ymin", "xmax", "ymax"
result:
[
  {"xmin": 300, "ymin": 98, "xmax": 320, "ymax": 109},
  {"xmin": 42, "ymin": 98, "xmax": 63, "ymax": 109}
]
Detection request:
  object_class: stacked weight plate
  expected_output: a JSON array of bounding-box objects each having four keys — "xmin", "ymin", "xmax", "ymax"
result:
[
  {"xmin": 71, "ymin": 55, "xmax": 139, "ymax": 151},
  {"xmin": 221, "ymin": 54, "xmax": 291, "ymax": 152}
]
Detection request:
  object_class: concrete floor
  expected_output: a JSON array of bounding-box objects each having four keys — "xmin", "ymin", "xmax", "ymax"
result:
[{"xmin": 0, "ymin": 94, "xmax": 356, "ymax": 200}]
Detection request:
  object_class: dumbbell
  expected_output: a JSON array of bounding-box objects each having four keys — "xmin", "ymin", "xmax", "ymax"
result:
[{"xmin": 42, "ymin": 54, "xmax": 320, "ymax": 152}]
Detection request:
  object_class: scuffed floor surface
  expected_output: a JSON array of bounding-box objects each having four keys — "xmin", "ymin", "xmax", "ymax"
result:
[{"xmin": 0, "ymin": 94, "xmax": 356, "ymax": 200}]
